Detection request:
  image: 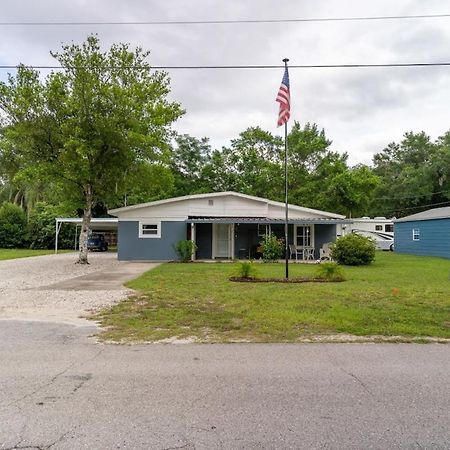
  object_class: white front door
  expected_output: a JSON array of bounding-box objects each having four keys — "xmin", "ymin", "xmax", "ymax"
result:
[{"xmin": 213, "ymin": 223, "xmax": 232, "ymax": 258}]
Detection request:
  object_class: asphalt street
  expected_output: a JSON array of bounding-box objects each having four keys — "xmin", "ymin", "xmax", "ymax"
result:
[{"xmin": 1, "ymin": 320, "xmax": 449, "ymax": 449}]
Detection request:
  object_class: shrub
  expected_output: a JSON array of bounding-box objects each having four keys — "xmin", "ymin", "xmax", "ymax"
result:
[
  {"xmin": 315, "ymin": 262, "xmax": 345, "ymax": 281},
  {"xmin": 259, "ymin": 233, "xmax": 284, "ymax": 262},
  {"xmin": 0, "ymin": 202, "xmax": 28, "ymax": 248},
  {"xmin": 27, "ymin": 202, "xmax": 76, "ymax": 249},
  {"xmin": 235, "ymin": 260, "xmax": 257, "ymax": 278},
  {"xmin": 330, "ymin": 234, "xmax": 376, "ymax": 266},
  {"xmin": 174, "ymin": 239, "xmax": 197, "ymax": 262}
]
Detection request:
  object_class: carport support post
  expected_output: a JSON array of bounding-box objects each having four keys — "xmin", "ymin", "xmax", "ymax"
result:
[
  {"xmin": 55, "ymin": 219, "xmax": 62, "ymax": 254},
  {"xmin": 74, "ymin": 224, "xmax": 78, "ymax": 250}
]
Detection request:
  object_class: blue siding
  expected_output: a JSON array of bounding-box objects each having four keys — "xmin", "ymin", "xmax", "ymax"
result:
[
  {"xmin": 314, "ymin": 225, "xmax": 336, "ymax": 259},
  {"xmin": 394, "ymin": 218, "xmax": 450, "ymax": 259},
  {"xmin": 118, "ymin": 221, "xmax": 187, "ymax": 261}
]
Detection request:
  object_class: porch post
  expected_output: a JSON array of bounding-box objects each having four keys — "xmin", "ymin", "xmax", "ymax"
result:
[{"xmin": 191, "ymin": 222, "xmax": 196, "ymax": 261}]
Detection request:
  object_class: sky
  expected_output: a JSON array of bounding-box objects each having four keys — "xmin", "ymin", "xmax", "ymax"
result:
[{"xmin": 1, "ymin": 0, "xmax": 449, "ymax": 165}]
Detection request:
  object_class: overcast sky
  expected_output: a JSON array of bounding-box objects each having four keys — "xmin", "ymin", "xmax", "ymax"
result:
[{"xmin": 1, "ymin": 0, "xmax": 449, "ymax": 165}]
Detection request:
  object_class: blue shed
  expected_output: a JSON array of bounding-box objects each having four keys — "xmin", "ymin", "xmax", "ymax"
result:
[{"xmin": 394, "ymin": 206, "xmax": 450, "ymax": 259}]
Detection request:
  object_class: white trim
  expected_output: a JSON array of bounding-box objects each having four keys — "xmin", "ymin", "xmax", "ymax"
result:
[
  {"xmin": 412, "ymin": 228, "xmax": 420, "ymax": 241},
  {"xmin": 119, "ymin": 217, "xmax": 186, "ymax": 222},
  {"xmin": 108, "ymin": 191, "xmax": 345, "ymax": 219},
  {"xmin": 56, "ymin": 217, "xmax": 118, "ymax": 225},
  {"xmin": 231, "ymin": 223, "xmax": 235, "ymax": 259},
  {"xmin": 212, "ymin": 223, "xmax": 233, "ymax": 259},
  {"xmin": 139, "ymin": 221, "xmax": 161, "ymax": 239},
  {"xmin": 294, "ymin": 224, "xmax": 315, "ymax": 247}
]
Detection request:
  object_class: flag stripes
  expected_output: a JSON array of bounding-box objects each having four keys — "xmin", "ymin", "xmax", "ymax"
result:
[{"xmin": 276, "ymin": 67, "xmax": 290, "ymax": 126}]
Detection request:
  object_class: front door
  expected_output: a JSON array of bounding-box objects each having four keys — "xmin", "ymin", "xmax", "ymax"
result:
[{"xmin": 213, "ymin": 223, "xmax": 232, "ymax": 258}]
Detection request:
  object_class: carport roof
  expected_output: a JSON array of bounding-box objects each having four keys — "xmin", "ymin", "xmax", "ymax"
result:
[
  {"xmin": 56, "ymin": 217, "xmax": 118, "ymax": 230},
  {"xmin": 186, "ymin": 217, "xmax": 351, "ymax": 225}
]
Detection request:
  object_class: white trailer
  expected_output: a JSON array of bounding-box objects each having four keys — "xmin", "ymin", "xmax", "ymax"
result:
[{"xmin": 348, "ymin": 217, "xmax": 395, "ymax": 251}]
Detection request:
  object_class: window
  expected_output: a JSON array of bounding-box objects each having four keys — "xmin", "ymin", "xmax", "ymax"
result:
[
  {"xmin": 258, "ymin": 224, "xmax": 270, "ymax": 237},
  {"xmin": 208, "ymin": 199, "xmax": 214, "ymax": 206},
  {"xmin": 296, "ymin": 225, "xmax": 313, "ymax": 247},
  {"xmin": 139, "ymin": 221, "xmax": 161, "ymax": 238},
  {"xmin": 385, "ymin": 224, "xmax": 394, "ymax": 233},
  {"xmin": 375, "ymin": 225, "xmax": 382, "ymax": 231},
  {"xmin": 412, "ymin": 229, "xmax": 420, "ymax": 241}
]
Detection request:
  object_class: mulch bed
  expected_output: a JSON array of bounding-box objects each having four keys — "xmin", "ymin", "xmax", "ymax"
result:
[{"xmin": 229, "ymin": 276, "xmax": 345, "ymax": 283}]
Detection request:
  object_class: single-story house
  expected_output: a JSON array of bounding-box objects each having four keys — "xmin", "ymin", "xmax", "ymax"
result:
[
  {"xmin": 108, "ymin": 191, "xmax": 350, "ymax": 261},
  {"xmin": 394, "ymin": 206, "xmax": 450, "ymax": 259}
]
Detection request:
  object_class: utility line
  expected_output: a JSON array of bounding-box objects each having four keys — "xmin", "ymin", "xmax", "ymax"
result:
[
  {"xmin": 378, "ymin": 200, "xmax": 450, "ymax": 216},
  {"xmin": 1, "ymin": 13, "xmax": 450, "ymax": 26},
  {"xmin": 1, "ymin": 62, "xmax": 450, "ymax": 71},
  {"xmin": 373, "ymin": 189, "xmax": 450, "ymax": 201}
]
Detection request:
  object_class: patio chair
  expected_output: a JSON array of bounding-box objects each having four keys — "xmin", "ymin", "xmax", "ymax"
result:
[
  {"xmin": 289, "ymin": 244, "xmax": 303, "ymax": 261},
  {"xmin": 319, "ymin": 242, "xmax": 333, "ymax": 261}
]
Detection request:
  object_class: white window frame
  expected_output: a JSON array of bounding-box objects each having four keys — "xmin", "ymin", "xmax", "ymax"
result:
[
  {"xmin": 294, "ymin": 225, "xmax": 315, "ymax": 247},
  {"xmin": 139, "ymin": 221, "xmax": 161, "ymax": 239},
  {"xmin": 257, "ymin": 224, "xmax": 271, "ymax": 237},
  {"xmin": 412, "ymin": 228, "xmax": 420, "ymax": 241}
]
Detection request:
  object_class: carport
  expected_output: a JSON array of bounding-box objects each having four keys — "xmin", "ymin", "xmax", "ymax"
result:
[{"xmin": 55, "ymin": 217, "xmax": 118, "ymax": 253}]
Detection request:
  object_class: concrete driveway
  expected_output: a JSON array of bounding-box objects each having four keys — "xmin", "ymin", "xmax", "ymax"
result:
[{"xmin": 0, "ymin": 252, "xmax": 157, "ymax": 324}]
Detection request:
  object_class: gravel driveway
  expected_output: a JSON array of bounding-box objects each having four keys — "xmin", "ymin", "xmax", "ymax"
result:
[{"xmin": 0, "ymin": 253, "xmax": 157, "ymax": 325}]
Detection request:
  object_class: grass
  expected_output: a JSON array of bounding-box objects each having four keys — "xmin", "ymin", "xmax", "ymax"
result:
[
  {"xmin": 0, "ymin": 248, "xmax": 73, "ymax": 261},
  {"xmin": 93, "ymin": 253, "xmax": 450, "ymax": 343}
]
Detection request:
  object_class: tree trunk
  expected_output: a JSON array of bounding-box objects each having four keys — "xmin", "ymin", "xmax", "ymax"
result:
[{"xmin": 77, "ymin": 185, "xmax": 93, "ymax": 264}]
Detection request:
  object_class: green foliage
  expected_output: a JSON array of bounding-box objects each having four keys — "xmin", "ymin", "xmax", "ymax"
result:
[
  {"xmin": 235, "ymin": 260, "xmax": 257, "ymax": 278},
  {"xmin": 27, "ymin": 202, "xmax": 76, "ymax": 249},
  {"xmin": 260, "ymin": 233, "xmax": 284, "ymax": 262},
  {"xmin": 331, "ymin": 234, "xmax": 376, "ymax": 266},
  {"xmin": 170, "ymin": 134, "xmax": 212, "ymax": 196},
  {"xmin": 0, "ymin": 35, "xmax": 184, "ymax": 262},
  {"xmin": 0, "ymin": 202, "xmax": 28, "ymax": 248},
  {"xmin": 315, "ymin": 262, "xmax": 345, "ymax": 281},
  {"xmin": 370, "ymin": 131, "xmax": 450, "ymax": 217},
  {"xmin": 174, "ymin": 240, "xmax": 197, "ymax": 262},
  {"xmin": 119, "ymin": 163, "xmax": 175, "ymax": 208}
]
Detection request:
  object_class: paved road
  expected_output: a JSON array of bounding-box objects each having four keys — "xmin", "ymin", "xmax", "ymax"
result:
[{"xmin": 1, "ymin": 320, "xmax": 449, "ymax": 449}]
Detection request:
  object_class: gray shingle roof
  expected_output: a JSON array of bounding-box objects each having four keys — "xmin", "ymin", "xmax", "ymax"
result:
[{"xmin": 394, "ymin": 206, "xmax": 450, "ymax": 222}]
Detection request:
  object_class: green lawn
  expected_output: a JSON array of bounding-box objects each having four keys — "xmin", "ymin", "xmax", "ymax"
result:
[
  {"xmin": 0, "ymin": 248, "xmax": 73, "ymax": 261},
  {"xmin": 93, "ymin": 253, "xmax": 450, "ymax": 343}
]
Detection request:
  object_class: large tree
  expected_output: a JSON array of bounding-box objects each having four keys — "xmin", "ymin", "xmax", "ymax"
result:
[
  {"xmin": 370, "ymin": 131, "xmax": 450, "ymax": 217},
  {"xmin": 0, "ymin": 35, "xmax": 183, "ymax": 263}
]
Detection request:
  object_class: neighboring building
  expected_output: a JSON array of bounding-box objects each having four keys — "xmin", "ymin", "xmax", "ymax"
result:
[
  {"xmin": 108, "ymin": 191, "xmax": 350, "ymax": 261},
  {"xmin": 394, "ymin": 206, "xmax": 450, "ymax": 259}
]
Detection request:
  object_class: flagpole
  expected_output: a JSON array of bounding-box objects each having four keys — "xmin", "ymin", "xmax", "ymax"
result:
[{"xmin": 283, "ymin": 57, "xmax": 289, "ymax": 279}]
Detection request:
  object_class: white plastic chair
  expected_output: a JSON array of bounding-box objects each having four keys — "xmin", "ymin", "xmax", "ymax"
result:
[{"xmin": 319, "ymin": 242, "xmax": 333, "ymax": 261}]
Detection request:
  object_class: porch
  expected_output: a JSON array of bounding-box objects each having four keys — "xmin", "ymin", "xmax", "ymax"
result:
[{"xmin": 187, "ymin": 217, "xmax": 348, "ymax": 261}]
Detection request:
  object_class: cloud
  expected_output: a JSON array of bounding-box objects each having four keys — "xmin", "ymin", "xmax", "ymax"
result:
[{"xmin": 1, "ymin": 0, "xmax": 449, "ymax": 165}]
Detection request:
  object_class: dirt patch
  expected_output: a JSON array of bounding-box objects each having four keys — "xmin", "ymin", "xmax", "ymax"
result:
[{"xmin": 229, "ymin": 276, "xmax": 344, "ymax": 283}]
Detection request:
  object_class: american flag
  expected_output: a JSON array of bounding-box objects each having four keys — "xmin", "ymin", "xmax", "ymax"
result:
[{"xmin": 276, "ymin": 67, "xmax": 290, "ymax": 127}]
